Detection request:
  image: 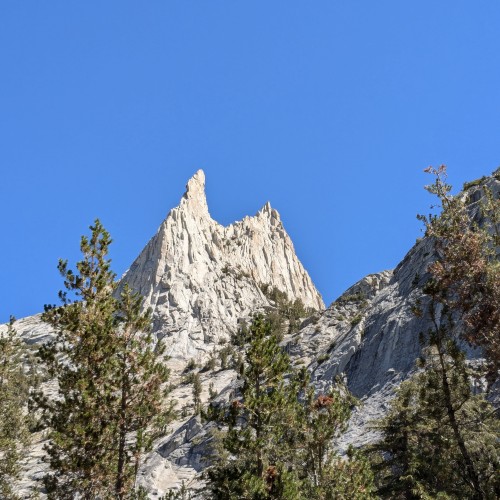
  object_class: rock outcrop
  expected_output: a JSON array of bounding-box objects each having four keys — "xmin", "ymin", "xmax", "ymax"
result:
[{"xmin": 118, "ymin": 169, "xmax": 324, "ymax": 360}]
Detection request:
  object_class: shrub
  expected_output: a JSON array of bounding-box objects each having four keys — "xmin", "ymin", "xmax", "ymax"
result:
[
  {"xmin": 317, "ymin": 353, "xmax": 329, "ymax": 364},
  {"xmin": 350, "ymin": 314, "xmax": 363, "ymax": 327}
]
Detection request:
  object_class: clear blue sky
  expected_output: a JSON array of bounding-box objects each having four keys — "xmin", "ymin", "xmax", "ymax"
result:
[{"xmin": 1, "ymin": 2, "xmax": 499, "ymax": 322}]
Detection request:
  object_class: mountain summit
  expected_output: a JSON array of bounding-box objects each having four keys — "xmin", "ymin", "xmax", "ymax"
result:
[{"xmin": 119, "ymin": 170, "xmax": 324, "ymax": 359}]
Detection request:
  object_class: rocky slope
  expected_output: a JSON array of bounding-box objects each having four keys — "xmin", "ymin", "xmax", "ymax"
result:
[
  {"xmin": 3, "ymin": 169, "xmax": 498, "ymax": 497},
  {"xmin": 2, "ymin": 170, "xmax": 324, "ymax": 496}
]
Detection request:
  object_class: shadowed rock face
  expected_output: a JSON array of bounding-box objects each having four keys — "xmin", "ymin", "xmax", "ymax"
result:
[{"xmin": 117, "ymin": 169, "xmax": 324, "ymax": 360}]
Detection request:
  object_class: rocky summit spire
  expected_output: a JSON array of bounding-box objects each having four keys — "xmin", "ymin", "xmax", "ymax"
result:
[
  {"xmin": 119, "ymin": 170, "xmax": 324, "ymax": 359},
  {"xmin": 180, "ymin": 169, "xmax": 209, "ymax": 216},
  {"xmin": 256, "ymin": 201, "xmax": 281, "ymax": 226}
]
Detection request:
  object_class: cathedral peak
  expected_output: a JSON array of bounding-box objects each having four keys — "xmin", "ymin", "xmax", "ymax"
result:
[
  {"xmin": 184, "ymin": 169, "xmax": 206, "ymax": 198},
  {"xmin": 257, "ymin": 201, "xmax": 281, "ymax": 223},
  {"xmin": 181, "ymin": 169, "xmax": 209, "ymax": 214}
]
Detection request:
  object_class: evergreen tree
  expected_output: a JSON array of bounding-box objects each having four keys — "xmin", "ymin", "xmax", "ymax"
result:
[
  {"xmin": 206, "ymin": 313, "xmax": 375, "ymax": 499},
  {"xmin": 418, "ymin": 165, "xmax": 500, "ymax": 379},
  {"xmin": 37, "ymin": 220, "xmax": 121, "ymax": 497},
  {"xmin": 372, "ymin": 167, "xmax": 500, "ymax": 499},
  {"xmin": 192, "ymin": 372, "xmax": 202, "ymax": 415},
  {"xmin": 0, "ymin": 318, "xmax": 33, "ymax": 499},
  {"xmin": 114, "ymin": 284, "xmax": 174, "ymax": 498},
  {"xmin": 37, "ymin": 220, "xmax": 173, "ymax": 499},
  {"xmin": 162, "ymin": 481, "xmax": 192, "ymax": 499},
  {"xmin": 206, "ymin": 313, "xmax": 301, "ymax": 499},
  {"xmin": 371, "ymin": 345, "xmax": 499, "ymax": 499},
  {"xmin": 297, "ymin": 378, "xmax": 375, "ymax": 499}
]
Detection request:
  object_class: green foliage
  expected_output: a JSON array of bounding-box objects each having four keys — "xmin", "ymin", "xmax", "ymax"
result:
[
  {"xmin": 296, "ymin": 381, "xmax": 375, "ymax": 499},
  {"xmin": 206, "ymin": 313, "xmax": 303, "ymax": 498},
  {"xmin": 184, "ymin": 358, "xmax": 198, "ymax": 372},
  {"xmin": 0, "ymin": 318, "xmax": 35, "ymax": 499},
  {"xmin": 372, "ymin": 166, "xmax": 500, "ymax": 499},
  {"xmin": 316, "ymin": 353, "xmax": 329, "ymax": 364},
  {"xmin": 161, "ymin": 481, "xmax": 193, "ymax": 499},
  {"xmin": 113, "ymin": 284, "xmax": 174, "ymax": 497},
  {"xmin": 192, "ymin": 372, "xmax": 202, "ymax": 414},
  {"xmin": 201, "ymin": 351, "xmax": 217, "ymax": 372},
  {"xmin": 231, "ymin": 321, "xmax": 251, "ymax": 347},
  {"xmin": 462, "ymin": 176, "xmax": 486, "ymax": 190},
  {"xmin": 336, "ymin": 292, "xmax": 366, "ymax": 304},
  {"xmin": 208, "ymin": 382, "xmax": 217, "ymax": 401},
  {"xmin": 182, "ymin": 372, "xmax": 197, "ymax": 385},
  {"xmin": 371, "ymin": 349, "xmax": 499, "ymax": 499},
  {"xmin": 350, "ymin": 314, "xmax": 363, "ymax": 327},
  {"xmin": 36, "ymin": 220, "xmax": 173, "ymax": 499},
  {"xmin": 420, "ymin": 165, "xmax": 500, "ymax": 379},
  {"xmin": 219, "ymin": 345, "xmax": 231, "ymax": 370},
  {"xmin": 205, "ymin": 314, "xmax": 375, "ymax": 499},
  {"xmin": 260, "ymin": 284, "xmax": 314, "ymax": 334}
]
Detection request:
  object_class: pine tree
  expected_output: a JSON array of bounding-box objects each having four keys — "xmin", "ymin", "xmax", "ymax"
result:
[
  {"xmin": 297, "ymin": 377, "xmax": 375, "ymax": 499},
  {"xmin": 371, "ymin": 344, "xmax": 499, "ymax": 499},
  {"xmin": 419, "ymin": 166, "xmax": 499, "ymax": 497},
  {"xmin": 418, "ymin": 165, "xmax": 500, "ymax": 379},
  {"xmin": 205, "ymin": 313, "xmax": 375, "ymax": 499},
  {"xmin": 372, "ymin": 167, "xmax": 500, "ymax": 499},
  {"xmin": 37, "ymin": 220, "xmax": 173, "ymax": 499},
  {"xmin": 0, "ymin": 318, "xmax": 33, "ymax": 499},
  {"xmin": 192, "ymin": 372, "xmax": 202, "ymax": 415},
  {"xmin": 206, "ymin": 313, "xmax": 303, "ymax": 498},
  {"xmin": 113, "ymin": 284, "xmax": 174, "ymax": 498},
  {"xmin": 37, "ymin": 220, "xmax": 121, "ymax": 497}
]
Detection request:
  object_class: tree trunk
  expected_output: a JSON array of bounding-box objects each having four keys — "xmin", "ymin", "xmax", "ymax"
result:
[
  {"xmin": 435, "ymin": 333, "xmax": 484, "ymax": 499},
  {"xmin": 115, "ymin": 361, "xmax": 128, "ymax": 499}
]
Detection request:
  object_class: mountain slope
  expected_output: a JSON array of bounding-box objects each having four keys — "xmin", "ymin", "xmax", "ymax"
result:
[
  {"xmin": 3, "ymin": 169, "xmax": 498, "ymax": 497},
  {"xmin": 2, "ymin": 169, "xmax": 324, "ymax": 496},
  {"xmin": 138, "ymin": 171, "xmax": 499, "ymax": 495}
]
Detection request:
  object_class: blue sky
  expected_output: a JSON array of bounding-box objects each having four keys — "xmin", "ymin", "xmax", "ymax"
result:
[{"xmin": 1, "ymin": 2, "xmax": 499, "ymax": 322}]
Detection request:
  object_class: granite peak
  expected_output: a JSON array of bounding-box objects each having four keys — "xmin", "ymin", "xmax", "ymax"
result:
[{"xmin": 118, "ymin": 170, "xmax": 324, "ymax": 359}]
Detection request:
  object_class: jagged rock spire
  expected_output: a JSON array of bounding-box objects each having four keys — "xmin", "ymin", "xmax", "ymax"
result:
[
  {"xmin": 119, "ymin": 170, "xmax": 324, "ymax": 359},
  {"xmin": 181, "ymin": 169, "xmax": 209, "ymax": 216}
]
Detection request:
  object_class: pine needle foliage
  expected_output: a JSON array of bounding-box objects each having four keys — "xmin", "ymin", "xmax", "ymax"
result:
[
  {"xmin": 297, "ymin": 382, "xmax": 375, "ymax": 499},
  {"xmin": 371, "ymin": 167, "xmax": 500, "ymax": 499},
  {"xmin": 0, "ymin": 318, "xmax": 34, "ymax": 499},
  {"xmin": 206, "ymin": 314, "xmax": 300, "ymax": 499},
  {"xmin": 113, "ymin": 284, "xmax": 174, "ymax": 498},
  {"xmin": 36, "ymin": 220, "xmax": 173, "ymax": 499},
  {"xmin": 205, "ymin": 313, "xmax": 375, "ymax": 499},
  {"xmin": 418, "ymin": 165, "xmax": 500, "ymax": 379},
  {"xmin": 371, "ymin": 345, "xmax": 499, "ymax": 499}
]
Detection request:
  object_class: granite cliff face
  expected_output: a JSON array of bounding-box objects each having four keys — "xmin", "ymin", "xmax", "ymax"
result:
[{"xmin": 118, "ymin": 170, "xmax": 324, "ymax": 360}]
